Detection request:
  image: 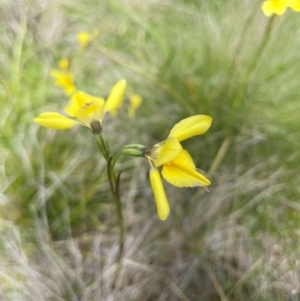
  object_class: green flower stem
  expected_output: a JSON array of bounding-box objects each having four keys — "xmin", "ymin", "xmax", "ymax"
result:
[
  {"xmin": 107, "ymin": 157, "xmax": 125, "ymax": 284},
  {"xmin": 111, "ymin": 151, "xmax": 123, "ymax": 172},
  {"xmin": 244, "ymin": 15, "xmax": 275, "ymax": 80},
  {"xmin": 217, "ymin": 4, "xmax": 257, "ymax": 102},
  {"xmin": 93, "ymin": 135, "xmax": 125, "ymax": 276},
  {"xmin": 232, "ymin": 15, "xmax": 275, "ymax": 108},
  {"xmin": 94, "ymin": 132, "xmax": 110, "ymax": 161}
]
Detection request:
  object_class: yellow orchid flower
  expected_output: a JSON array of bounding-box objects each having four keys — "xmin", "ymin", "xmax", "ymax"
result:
[
  {"xmin": 261, "ymin": 0, "xmax": 289, "ymax": 16},
  {"xmin": 58, "ymin": 58, "xmax": 71, "ymax": 71},
  {"xmin": 289, "ymin": 0, "xmax": 300, "ymax": 10},
  {"xmin": 50, "ymin": 58, "xmax": 76, "ymax": 96},
  {"xmin": 144, "ymin": 115, "xmax": 212, "ymax": 221},
  {"xmin": 50, "ymin": 70, "xmax": 76, "ymax": 96},
  {"xmin": 34, "ymin": 79, "xmax": 127, "ymax": 132},
  {"xmin": 77, "ymin": 30, "xmax": 99, "ymax": 51},
  {"xmin": 128, "ymin": 94, "xmax": 142, "ymax": 118}
]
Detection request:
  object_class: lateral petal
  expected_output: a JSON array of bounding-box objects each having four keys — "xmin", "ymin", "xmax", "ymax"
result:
[
  {"xmin": 161, "ymin": 149, "xmax": 211, "ymax": 187},
  {"xmin": 168, "ymin": 115, "xmax": 212, "ymax": 142},
  {"xmin": 34, "ymin": 112, "xmax": 78, "ymax": 130},
  {"xmin": 104, "ymin": 79, "xmax": 127, "ymax": 116},
  {"xmin": 149, "ymin": 137, "xmax": 182, "ymax": 167}
]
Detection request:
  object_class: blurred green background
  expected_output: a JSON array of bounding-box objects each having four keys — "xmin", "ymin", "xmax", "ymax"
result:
[{"xmin": 1, "ymin": 0, "xmax": 300, "ymax": 300}]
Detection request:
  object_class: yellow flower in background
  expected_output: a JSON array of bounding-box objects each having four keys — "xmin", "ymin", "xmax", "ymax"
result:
[
  {"xmin": 289, "ymin": 0, "xmax": 300, "ymax": 10},
  {"xmin": 262, "ymin": 0, "xmax": 288, "ymax": 16},
  {"xmin": 51, "ymin": 59, "xmax": 76, "ymax": 96},
  {"xmin": 58, "ymin": 58, "xmax": 70, "ymax": 71},
  {"xmin": 77, "ymin": 30, "xmax": 99, "ymax": 51},
  {"xmin": 261, "ymin": 0, "xmax": 300, "ymax": 16},
  {"xmin": 34, "ymin": 79, "xmax": 126, "ymax": 132},
  {"xmin": 50, "ymin": 70, "xmax": 76, "ymax": 96},
  {"xmin": 128, "ymin": 93, "xmax": 142, "ymax": 118},
  {"xmin": 145, "ymin": 115, "xmax": 212, "ymax": 221}
]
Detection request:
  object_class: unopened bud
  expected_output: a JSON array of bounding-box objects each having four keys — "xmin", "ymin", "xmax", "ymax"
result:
[{"xmin": 121, "ymin": 144, "xmax": 145, "ymax": 157}]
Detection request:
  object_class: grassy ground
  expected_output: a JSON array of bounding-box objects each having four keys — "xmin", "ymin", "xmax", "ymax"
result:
[{"xmin": 1, "ymin": 0, "xmax": 300, "ymax": 300}]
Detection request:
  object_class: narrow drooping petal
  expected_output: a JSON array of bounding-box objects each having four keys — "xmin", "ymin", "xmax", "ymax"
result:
[
  {"xmin": 128, "ymin": 94, "xmax": 142, "ymax": 117},
  {"xmin": 34, "ymin": 112, "xmax": 78, "ymax": 129},
  {"xmin": 103, "ymin": 79, "xmax": 127, "ymax": 116},
  {"xmin": 65, "ymin": 91, "xmax": 105, "ymax": 118},
  {"xmin": 148, "ymin": 137, "xmax": 182, "ymax": 167},
  {"xmin": 262, "ymin": 0, "xmax": 287, "ymax": 16},
  {"xmin": 149, "ymin": 167, "xmax": 170, "ymax": 221},
  {"xmin": 161, "ymin": 149, "xmax": 211, "ymax": 187},
  {"xmin": 168, "ymin": 115, "xmax": 212, "ymax": 142}
]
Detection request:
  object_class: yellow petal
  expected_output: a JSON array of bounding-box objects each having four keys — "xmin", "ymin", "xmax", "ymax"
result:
[
  {"xmin": 104, "ymin": 79, "xmax": 127, "ymax": 116},
  {"xmin": 161, "ymin": 149, "xmax": 211, "ymax": 187},
  {"xmin": 149, "ymin": 168, "xmax": 170, "ymax": 221},
  {"xmin": 147, "ymin": 137, "xmax": 182, "ymax": 167},
  {"xmin": 262, "ymin": 0, "xmax": 287, "ymax": 16},
  {"xmin": 34, "ymin": 112, "xmax": 78, "ymax": 130},
  {"xmin": 65, "ymin": 91, "xmax": 105, "ymax": 118},
  {"xmin": 76, "ymin": 98, "xmax": 104, "ymax": 127},
  {"xmin": 65, "ymin": 91, "xmax": 89, "ymax": 116},
  {"xmin": 168, "ymin": 115, "xmax": 212, "ymax": 142},
  {"xmin": 128, "ymin": 94, "xmax": 142, "ymax": 118},
  {"xmin": 289, "ymin": 0, "xmax": 300, "ymax": 10}
]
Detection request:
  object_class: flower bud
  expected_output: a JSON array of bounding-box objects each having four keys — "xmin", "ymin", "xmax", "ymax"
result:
[{"xmin": 121, "ymin": 144, "xmax": 145, "ymax": 157}]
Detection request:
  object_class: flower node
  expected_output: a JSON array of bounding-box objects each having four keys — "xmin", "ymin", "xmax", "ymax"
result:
[{"xmin": 90, "ymin": 120, "xmax": 102, "ymax": 134}]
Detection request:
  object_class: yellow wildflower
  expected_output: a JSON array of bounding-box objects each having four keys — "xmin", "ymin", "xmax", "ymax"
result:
[
  {"xmin": 262, "ymin": 0, "xmax": 289, "ymax": 16},
  {"xmin": 34, "ymin": 79, "xmax": 126, "ymax": 133},
  {"xmin": 145, "ymin": 115, "xmax": 212, "ymax": 220},
  {"xmin": 50, "ymin": 70, "xmax": 76, "ymax": 96},
  {"xmin": 128, "ymin": 94, "xmax": 142, "ymax": 118},
  {"xmin": 77, "ymin": 30, "xmax": 99, "ymax": 51},
  {"xmin": 58, "ymin": 58, "xmax": 70, "ymax": 71},
  {"xmin": 289, "ymin": 0, "xmax": 300, "ymax": 11},
  {"xmin": 51, "ymin": 58, "xmax": 76, "ymax": 96}
]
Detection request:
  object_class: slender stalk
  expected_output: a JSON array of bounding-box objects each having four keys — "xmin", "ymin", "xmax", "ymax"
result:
[
  {"xmin": 232, "ymin": 16, "xmax": 275, "ymax": 107},
  {"xmin": 94, "ymin": 132, "xmax": 110, "ymax": 162},
  {"xmin": 94, "ymin": 135, "xmax": 125, "ymax": 282},
  {"xmin": 217, "ymin": 4, "xmax": 257, "ymax": 102},
  {"xmin": 107, "ymin": 158, "xmax": 125, "ymax": 267}
]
